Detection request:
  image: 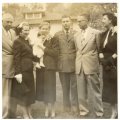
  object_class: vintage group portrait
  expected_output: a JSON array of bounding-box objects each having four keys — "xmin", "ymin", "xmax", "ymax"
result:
[{"xmin": 2, "ymin": 3, "xmax": 117, "ymax": 119}]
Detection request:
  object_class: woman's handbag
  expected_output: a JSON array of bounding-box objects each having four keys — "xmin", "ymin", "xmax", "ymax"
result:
[{"xmin": 13, "ymin": 78, "xmax": 30, "ymax": 95}]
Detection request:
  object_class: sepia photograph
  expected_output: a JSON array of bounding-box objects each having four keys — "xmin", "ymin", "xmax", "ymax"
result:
[{"xmin": 2, "ymin": 3, "xmax": 117, "ymax": 119}]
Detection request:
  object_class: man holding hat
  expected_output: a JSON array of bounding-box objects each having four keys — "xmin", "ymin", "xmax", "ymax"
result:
[{"xmin": 2, "ymin": 13, "xmax": 16, "ymax": 118}]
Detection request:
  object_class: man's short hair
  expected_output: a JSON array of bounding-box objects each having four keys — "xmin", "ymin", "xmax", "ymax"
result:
[
  {"xmin": 39, "ymin": 21, "xmax": 50, "ymax": 29},
  {"xmin": 103, "ymin": 12, "xmax": 117, "ymax": 26},
  {"xmin": 2, "ymin": 13, "xmax": 14, "ymax": 22},
  {"xmin": 61, "ymin": 15, "xmax": 72, "ymax": 21},
  {"xmin": 78, "ymin": 13, "xmax": 90, "ymax": 21}
]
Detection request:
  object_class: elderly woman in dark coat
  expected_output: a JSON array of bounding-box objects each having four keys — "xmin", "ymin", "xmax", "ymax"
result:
[
  {"xmin": 12, "ymin": 22, "xmax": 36, "ymax": 118},
  {"xmin": 99, "ymin": 13, "xmax": 117, "ymax": 118},
  {"xmin": 35, "ymin": 22, "xmax": 59, "ymax": 118}
]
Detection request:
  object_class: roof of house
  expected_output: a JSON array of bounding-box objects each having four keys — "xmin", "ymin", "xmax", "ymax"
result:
[
  {"xmin": 43, "ymin": 12, "xmax": 77, "ymax": 21},
  {"xmin": 13, "ymin": 19, "xmax": 42, "ymax": 27},
  {"xmin": 13, "ymin": 11, "xmax": 77, "ymax": 26},
  {"xmin": 23, "ymin": 9, "xmax": 45, "ymax": 14}
]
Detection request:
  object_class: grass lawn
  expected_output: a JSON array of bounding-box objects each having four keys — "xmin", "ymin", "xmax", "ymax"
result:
[{"xmin": 16, "ymin": 72, "xmax": 112, "ymax": 119}]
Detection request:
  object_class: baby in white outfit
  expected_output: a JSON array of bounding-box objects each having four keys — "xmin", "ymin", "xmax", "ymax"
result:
[
  {"xmin": 33, "ymin": 35, "xmax": 45, "ymax": 68},
  {"xmin": 29, "ymin": 22, "xmax": 51, "ymax": 69}
]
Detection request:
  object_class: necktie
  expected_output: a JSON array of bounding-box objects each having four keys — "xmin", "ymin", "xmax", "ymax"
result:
[
  {"xmin": 66, "ymin": 30, "xmax": 69, "ymax": 39},
  {"xmin": 81, "ymin": 30, "xmax": 85, "ymax": 45}
]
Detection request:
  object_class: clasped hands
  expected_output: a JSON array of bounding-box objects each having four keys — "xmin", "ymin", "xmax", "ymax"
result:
[{"xmin": 99, "ymin": 53, "xmax": 117, "ymax": 66}]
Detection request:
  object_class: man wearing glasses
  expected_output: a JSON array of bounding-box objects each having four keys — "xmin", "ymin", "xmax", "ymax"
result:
[{"xmin": 74, "ymin": 13, "xmax": 103, "ymax": 118}]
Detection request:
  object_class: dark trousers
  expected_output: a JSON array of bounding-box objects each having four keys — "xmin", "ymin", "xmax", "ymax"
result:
[{"xmin": 59, "ymin": 72, "xmax": 78, "ymax": 111}]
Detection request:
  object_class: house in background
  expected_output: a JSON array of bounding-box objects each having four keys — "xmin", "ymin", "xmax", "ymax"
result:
[
  {"xmin": 23, "ymin": 9, "xmax": 45, "ymax": 27},
  {"xmin": 13, "ymin": 9, "xmax": 79, "ymax": 36},
  {"xmin": 43, "ymin": 12, "xmax": 79, "ymax": 35}
]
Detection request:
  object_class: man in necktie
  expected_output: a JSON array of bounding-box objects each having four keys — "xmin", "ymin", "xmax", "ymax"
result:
[
  {"xmin": 2, "ymin": 13, "xmax": 16, "ymax": 118},
  {"xmin": 66, "ymin": 29, "xmax": 69, "ymax": 40},
  {"xmin": 74, "ymin": 13, "xmax": 103, "ymax": 118},
  {"xmin": 80, "ymin": 29, "xmax": 86, "ymax": 46},
  {"xmin": 54, "ymin": 15, "xmax": 79, "ymax": 115}
]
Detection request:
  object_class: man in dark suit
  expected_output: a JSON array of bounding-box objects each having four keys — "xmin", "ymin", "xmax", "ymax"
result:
[{"xmin": 54, "ymin": 15, "xmax": 78, "ymax": 113}]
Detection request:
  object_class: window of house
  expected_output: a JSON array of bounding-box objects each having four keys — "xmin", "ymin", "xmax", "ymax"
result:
[
  {"xmin": 25, "ymin": 13, "xmax": 34, "ymax": 19},
  {"xmin": 34, "ymin": 13, "xmax": 42, "ymax": 19}
]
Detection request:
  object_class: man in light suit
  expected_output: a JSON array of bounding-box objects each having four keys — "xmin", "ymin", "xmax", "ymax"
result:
[
  {"xmin": 2, "ymin": 13, "xmax": 16, "ymax": 118},
  {"xmin": 74, "ymin": 13, "xmax": 103, "ymax": 117},
  {"xmin": 54, "ymin": 15, "xmax": 78, "ymax": 114}
]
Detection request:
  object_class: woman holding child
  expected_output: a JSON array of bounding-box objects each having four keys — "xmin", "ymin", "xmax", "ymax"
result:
[{"xmin": 35, "ymin": 22, "xmax": 59, "ymax": 118}]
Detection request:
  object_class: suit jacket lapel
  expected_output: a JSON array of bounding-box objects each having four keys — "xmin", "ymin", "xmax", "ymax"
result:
[
  {"xmin": 2, "ymin": 27, "xmax": 13, "ymax": 49},
  {"xmin": 67, "ymin": 30, "xmax": 74, "ymax": 42},
  {"xmin": 81, "ymin": 27, "xmax": 94, "ymax": 50},
  {"xmin": 102, "ymin": 30, "xmax": 109, "ymax": 44},
  {"xmin": 61, "ymin": 31, "xmax": 67, "ymax": 41},
  {"xmin": 74, "ymin": 31, "xmax": 82, "ymax": 51},
  {"xmin": 60, "ymin": 31, "xmax": 70, "ymax": 47},
  {"xmin": 9, "ymin": 29, "xmax": 14, "ymax": 42}
]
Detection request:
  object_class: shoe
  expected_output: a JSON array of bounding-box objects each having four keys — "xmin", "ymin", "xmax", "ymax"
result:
[
  {"xmin": 16, "ymin": 116, "xmax": 22, "ymax": 119},
  {"xmin": 80, "ymin": 111, "xmax": 89, "ymax": 116},
  {"xmin": 96, "ymin": 115, "xmax": 103, "ymax": 119},
  {"xmin": 51, "ymin": 111, "xmax": 55, "ymax": 118},
  {"xmin": 28, "ymin": 113, "xmax": 33, "ymax": 119},
  {"xmin": 110, "ymin": 113, "xmax": 118, "ymax": 119},
  {"xmin": 115, "ymin": 115, "xmax": 118, "ymax": 119},
  {"xmin": 23, "ymin": 114, "xmax": 30, "ymax": 119},
  {"xmin": 79, "ymin": 104, "xmax": 89, "ymax": 116},
  {"xmin": 45, "ymin": 109, "xmax": 49, "ymax": 118},
  {"xmin": 27, "ymin": 106, "xmax": 33, "ymax": 119}
]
